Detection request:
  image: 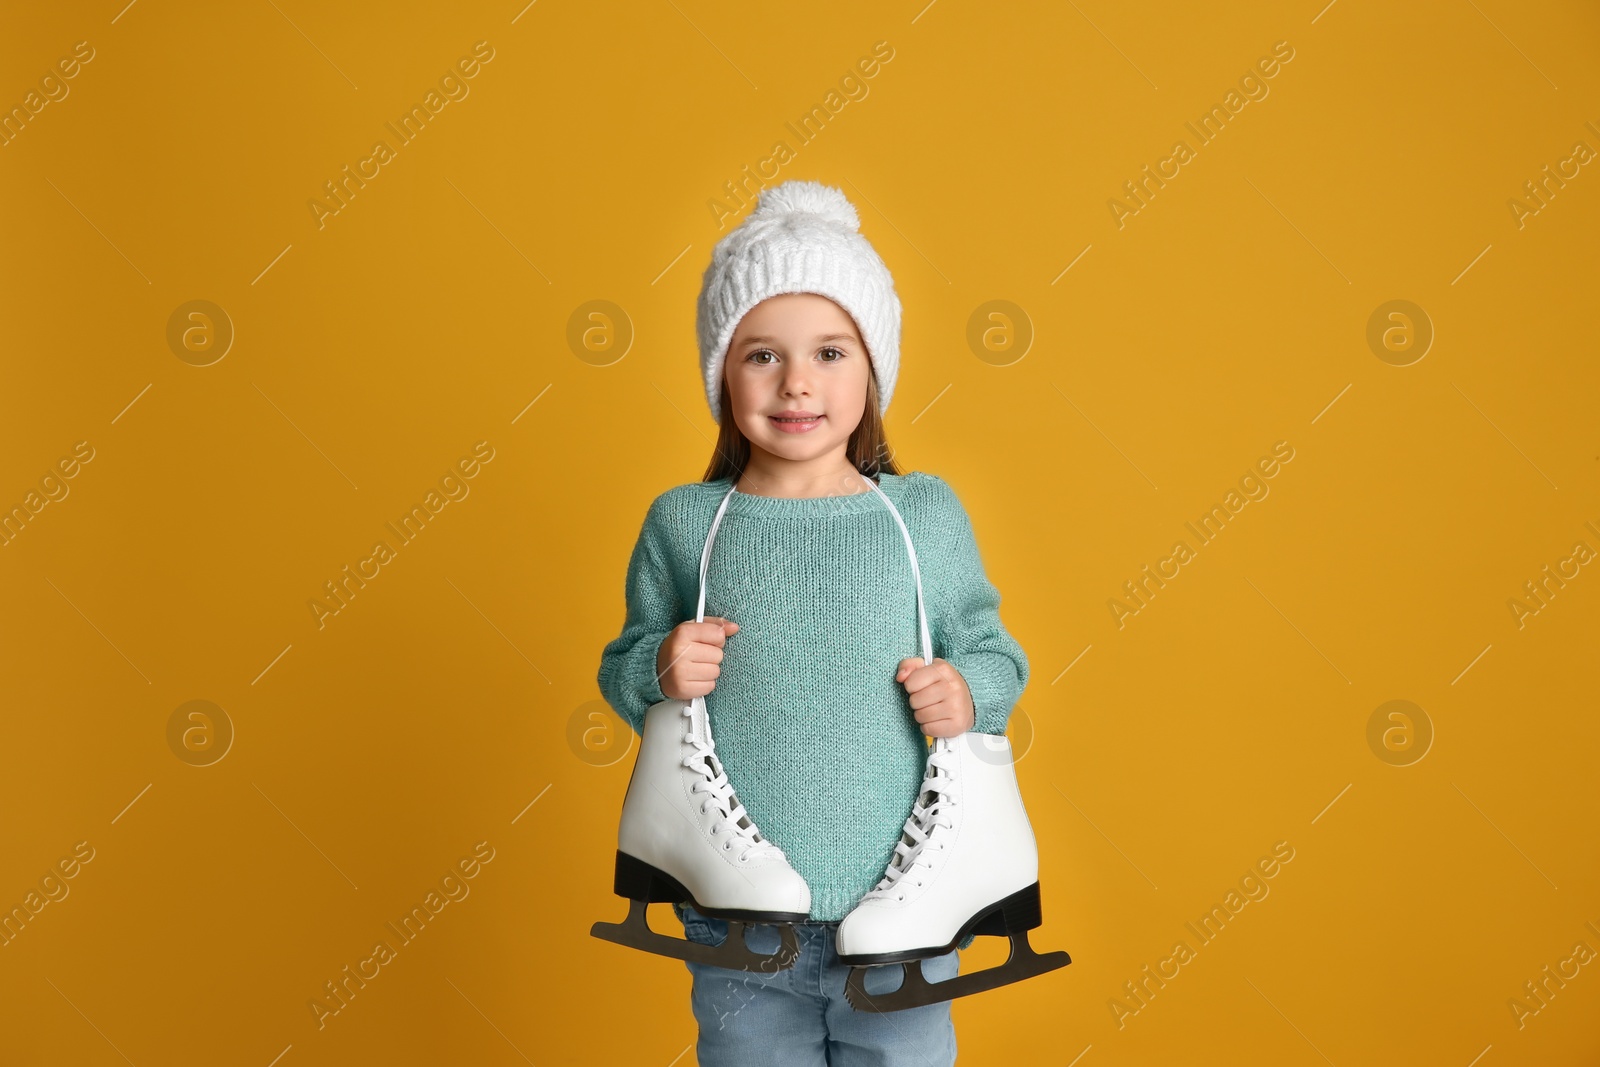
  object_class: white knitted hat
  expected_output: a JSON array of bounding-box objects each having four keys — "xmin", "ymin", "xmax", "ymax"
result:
[{"xmin": 696, "ymin": 180, "xmax": 901, "ymax": 423}]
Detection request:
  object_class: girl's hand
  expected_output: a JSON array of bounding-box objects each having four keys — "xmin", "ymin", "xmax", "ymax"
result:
[
  {"xmin": 896, "ymin": 657, "xmax": 975, "ymax": 738},
  {"xmin": 656, "ymin": 617, "xmax": 739, "ymax": 701}
]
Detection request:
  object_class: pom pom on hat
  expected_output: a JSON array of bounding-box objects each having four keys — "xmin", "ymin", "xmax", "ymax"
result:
[
  {"xmin": 749, "ymin": 181, "xmax": 861, "ymax": 230},
  {"xmin": 696, "ymin": 180, "xmax": 901, "ymax": 424}
]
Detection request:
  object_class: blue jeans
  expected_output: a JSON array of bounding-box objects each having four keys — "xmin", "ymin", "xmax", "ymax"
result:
[{"xmin": 678, "ymin": 903, "xmax": 959, "ymax": 1066}]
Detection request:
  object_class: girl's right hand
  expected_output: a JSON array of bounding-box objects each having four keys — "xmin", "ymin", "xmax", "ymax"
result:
[{"xmin": 656, "ymin": 616, "xmax": 739, "ymax": 701}]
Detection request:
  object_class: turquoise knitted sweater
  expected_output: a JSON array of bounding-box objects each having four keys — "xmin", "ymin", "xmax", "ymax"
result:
[{"xmin": 596, "ymin": 470, "xmax": 1029, "ymax": 923}]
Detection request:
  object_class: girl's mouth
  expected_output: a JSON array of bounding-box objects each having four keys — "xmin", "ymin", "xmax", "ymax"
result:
[{"xmin": 769, "ymin": 415, "xmax": 824, "ymax": 434}]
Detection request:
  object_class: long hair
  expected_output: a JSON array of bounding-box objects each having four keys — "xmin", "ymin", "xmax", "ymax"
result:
[{"xmin": 701, "ymin": 366, "xmax": 902, "ymax": 484}]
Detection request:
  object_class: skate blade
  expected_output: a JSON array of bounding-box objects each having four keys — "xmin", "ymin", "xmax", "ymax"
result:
[
  {"xmin": 843, "ymin": 930, "xmax": 1070, "ymax": 1013},
  {"xmin": 591, "ymin": 899, "xmax": 802, "ymax": 973}
]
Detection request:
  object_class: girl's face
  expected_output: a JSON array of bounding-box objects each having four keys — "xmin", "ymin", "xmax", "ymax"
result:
[{"xmin": 723, "ymin": 292, "xmax": 870, "ymax": 464}]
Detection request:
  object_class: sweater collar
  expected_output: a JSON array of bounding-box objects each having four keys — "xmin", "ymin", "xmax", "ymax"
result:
[{"xmin": 706, "ymin": 472, "xmax": 901, "ymax": 518}]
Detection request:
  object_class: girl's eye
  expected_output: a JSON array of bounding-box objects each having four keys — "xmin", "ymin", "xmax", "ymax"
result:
[{"xmin": 745, "ymin": 346, "xmax": 848, "ymax": 364}]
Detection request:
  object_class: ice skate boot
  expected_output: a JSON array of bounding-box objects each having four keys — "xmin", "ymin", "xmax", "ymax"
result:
[
  {"xmin": 592, "ymin": 481, "xmax": 811, "ymax": 972},
  {"xmin": 829, "ymin": 470, "xmax": 1070, "ymax": 1011},
  {"xmin": 590, "ymin": 692, "xmax": 811, "ymax": 970},
  {"xmin": 837, "ymin": 730, "xmax": 1071, "ymax": 1012}
]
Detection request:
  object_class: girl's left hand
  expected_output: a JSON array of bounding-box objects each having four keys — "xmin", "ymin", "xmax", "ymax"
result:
[{"xmin": 895, "ymin": 657, "xmax": 975, "ymax": 738}]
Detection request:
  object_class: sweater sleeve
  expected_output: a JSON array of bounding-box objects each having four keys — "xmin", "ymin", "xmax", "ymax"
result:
[
  {"xmin": 597, "ymin": 496, "xmax": 684, "ymax": 737},
  {"xmin": 918, "ymin": 475, "xmax": 1030, "ymax": 736}
]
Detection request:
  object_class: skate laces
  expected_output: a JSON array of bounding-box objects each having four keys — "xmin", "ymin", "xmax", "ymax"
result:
[
  {"xmin": 681, "ymin": 707, "xmax": 784, "ymax": 861},
  {"xmin": 867, "ymin": 747, "xmax": 959, "ymax": 899}
]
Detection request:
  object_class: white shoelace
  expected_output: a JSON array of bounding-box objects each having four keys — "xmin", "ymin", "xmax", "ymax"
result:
[
  {"xmin": 681, "ymin": 706, "xmax": 785, "ymax": 862},
  {"xmin": 865, "ymin": 747, "xmax": 959, "ymax": 900}
]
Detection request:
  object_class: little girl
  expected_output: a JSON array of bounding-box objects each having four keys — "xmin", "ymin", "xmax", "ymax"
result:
[{"xmin": 597, "ymin": 180, "xmax": 1029, "ymax": 1066}]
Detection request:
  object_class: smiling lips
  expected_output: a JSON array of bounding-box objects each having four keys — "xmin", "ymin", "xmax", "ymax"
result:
[{"xmin": 769, "ymin": 412, "xmax": 824, "ymax": 434}]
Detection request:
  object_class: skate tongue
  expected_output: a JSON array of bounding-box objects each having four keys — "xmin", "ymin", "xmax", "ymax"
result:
[
  {"xmin": 681, "ymin": 701, "xmax": 784, "ymax": 860},
  {"xmin": 686, "ymin": 696, "xmax": 713, "ymax": 748},
  {"xmin": 868, "ymin": 748, "xmax": 959, "ymax": 897}
]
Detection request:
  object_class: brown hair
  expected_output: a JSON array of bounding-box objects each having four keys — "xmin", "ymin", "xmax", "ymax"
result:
[{"xmin": 701, "ymin": 365, "xmax": 902, "ymax": 484}]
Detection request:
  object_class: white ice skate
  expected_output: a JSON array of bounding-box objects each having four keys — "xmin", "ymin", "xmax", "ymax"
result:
[
  {"xmin": 834, "ymin": 474, "xmax": 1071, "ymax": 1012},
  {"xmin": 592, "ymin": 482, "xmax": 812, "ymax": 972}
]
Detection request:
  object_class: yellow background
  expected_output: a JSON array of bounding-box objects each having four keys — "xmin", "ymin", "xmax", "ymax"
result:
[{"xmin": 3, "ymin": 1, "xmax": 1597, "ymax": 1064}]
